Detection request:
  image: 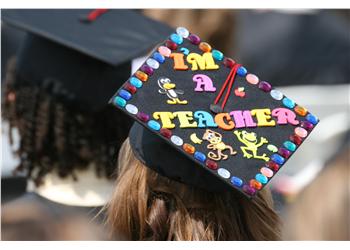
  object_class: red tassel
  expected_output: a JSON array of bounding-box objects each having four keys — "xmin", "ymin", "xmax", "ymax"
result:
[{"xmin": 214, "ymin": 63, "xmax": 242, "ymax": 109}]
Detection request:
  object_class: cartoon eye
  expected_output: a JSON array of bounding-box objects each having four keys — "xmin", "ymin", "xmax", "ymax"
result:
[{"xmin": 242, "ymin": 131, "xmax": 247, "ymax": 135}]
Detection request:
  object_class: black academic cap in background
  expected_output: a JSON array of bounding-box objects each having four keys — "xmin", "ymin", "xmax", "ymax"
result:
[
  {"xmin": 1, "ymin": 9, "xmax": 172, "ymax": 109},
  {"xmin": 109, "ymin": 27, "xmax": 319, "ymax": 198}
]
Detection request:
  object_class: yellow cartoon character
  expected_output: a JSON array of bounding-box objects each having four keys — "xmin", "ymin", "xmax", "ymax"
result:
[
  {"xmin": 158, "ymin": 77, "xmax": 188, "ymax": 105},
  {"xmin": 233, "ymin": 130, "xmax": 269, "ymax": 162},
  {"xmin": 202, "ymin": 129, "xmax": 237, "ymax": 161}
]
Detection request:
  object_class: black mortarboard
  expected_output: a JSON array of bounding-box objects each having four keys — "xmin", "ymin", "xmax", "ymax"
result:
[
  {"xmin": 109, "ymin": 27, "xmax": 320, "ymax": 198},
  {"xmin": 1, "ymin": 9, "xmax": 172, "ymax": 109}
]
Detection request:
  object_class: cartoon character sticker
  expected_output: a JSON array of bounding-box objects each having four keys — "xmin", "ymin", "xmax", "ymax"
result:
[
  {"xmin": 233, "ymin": 130, "xmax": 269, "ymax": 162},
  {"xmin": 202, "ymin": 129, "xmax": 237, "ymax": 161},
  {"xmin": 158, "ymin": 77, "xmax": 188, "ymax": 105}
]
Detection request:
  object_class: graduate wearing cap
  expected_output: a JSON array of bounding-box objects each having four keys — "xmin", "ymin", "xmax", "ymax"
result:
[
  {"xmin": 1, "ymin": 9, "xmax": 172, "ymax": 230},
  {"xmin": 106, "ymin": 26, "xmax": 319, "ymax": 240}
]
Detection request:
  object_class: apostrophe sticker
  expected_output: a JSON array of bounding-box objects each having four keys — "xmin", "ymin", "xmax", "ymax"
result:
[
  {"xmin": 158, "ymin": 77, "xmax": 188, "ymax": 105},
  {"xmin": 202, "ymin": 129, "xmax": 237, "ymax": 161},
  {"xmin": 233, "ymin": 130, "xmax": 269, "ymax": 162},
  {"xmin": 180, "ymin": 47, "xmax": 190, "ymax": 55}
]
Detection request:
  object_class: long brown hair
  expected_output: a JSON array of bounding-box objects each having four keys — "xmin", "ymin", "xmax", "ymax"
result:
[
  {"xmin": 2, "ymin": 58, "xmax": 132, "ymax": 185},
  {"xmin": 106, "ymin": 138, "xmax": 281, "ymax": 240},
  {"xmin": 283, "ymin": 147, "xmax": 350, "ymax": 240}
]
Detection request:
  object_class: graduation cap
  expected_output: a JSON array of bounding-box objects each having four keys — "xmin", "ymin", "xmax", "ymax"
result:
[
  {"xmin": 109, "ymin": 27, "xmax": 320, "ymax": 198},
  {"xmin": 1, "ymin": 9, "xmax": 172, "ymax": 109}
]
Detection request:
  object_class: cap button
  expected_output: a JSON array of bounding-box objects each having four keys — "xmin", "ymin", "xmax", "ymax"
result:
[
  {"xmin": 165, "ymin": 40, "xmax": 178, "ymax": 50},
  {"xmin": 258, "ymin": 81, "xmax": 272, "ymax": 92},
  {"xmin": 294, "ymin": 106, "xmax": 308, "ymax": 116},
  {"xmin": 306, "ymin": 114, "xmax": 319, "ymax": 125},
  {"xmin": 146, "ymin": 58, "xmax": 160, "ymax": 69},
  {"xmin": 300, "ymin": 121, "xmax": 314, "ymax": 131},
  {"xmin": 160, "ymin": 128, "xmax": 172, "ymax": 138},
  {"xmin": 140, "ymin": 65, "xmax": 154, "ymax": 76},
  {"xmin": 152, "ymin": 52, "xmax": 166, "ymax": 64},
  {"xmin": 270, "ymin": 89, "xmax": 284, "ymax": 100},
  {"xmin": 223, "ymin": 57, "xmax": 235, "ymax": 68},
  {"xmin": 170, "ymin": 135, "xmax": 183, "ymax": 146},
  {"xmin": 124, "ymin": 83, "xmax": 137, "ymax": 94},
  {"xmin": 176, "ymin": 27, "xmax": 190, "ymax": 38},
  {"xmin": 237, "ymin": 66, "xmax": 247, "ymax": 77},
  {"xmin": 242, "ymin": 184, "xmax": 256, "ymax": 196},
  {"xmin": 125, "ymin": 104, "xmax": 138, "ymax": 115},
  {"xmin": 211, "ymin": 50, "xmax": 224, "ymax": 61},
  {"xmin": 206, "ymin": 160, "xmax": 218, "ymax": 170},
  {"xmin": 289, "ymin": 134, "xmax": 303, "ymax": 145},
  {"xmin": 158, "ymin": 46, "xmax": 172, "ymax": 57},
  {"xmin": 278, "ymin": 148, "xmax": 291, "ymax": 158},
  {"xmin": 283, "ymin": 141, "xmax": 297, "ymax": 151},
  {"xmin": 118, "ymin": 89, "xmax": 132, "ymax": 101},
  {"xmin": 246, "ymin": 74, "xmax": 259, "ymax": 85},
  {"xmin": 188, "ymin": 34, "xmax": 201, "ymax": 45},
  {"xmin": 147, "ymin": 120, "xmax": 161, "ymax": 131},
  {"xmin": 260, "ymin": 167, "xmax": 274, "ymax": 178},
  {"xmin": 199, "ymin": 42, "xmax": 212, "ymax": 52},
  {"xmin": 250, "ymin": 179, "xmax": 263, "ymax": 190},
  {"xmin": 217, "ymin": 168, "xmax": 230, "ymax": 179},
  {"xmin": 135, "ymin": 70, "xmax": 148, "ymax": 82},
  {"xmin": 136, "ymin": 112, "xmax": 150, "ymax": 122},
  {"xmin": 230, "ymin": 176, "xmax": 243, "ymax": 187},
  {"xmin": 114, "ymin": 96, "xmax": 126, "ymax": 107},
  {"xmin": 265, "ymin": 161, "xmax": 280, "ymax": 171},
  {"xmin": 170, "ymin": 33, "xmax": 183, "ymax": 45},
  {"xmin": 271, "ymin": 154, "xmax": 285, "ymax": 165},
  {"xmin": 255, "ymin": 174, "xmax": 268, "ymax": 184},
  {"xmin": 183, "ymin": 143, "xmax": 195, "ymax": 154},
  {"xmin": 194, "ymin": 151, "xmax": 206, "ymax": 162},
  {"xmin": 295, "ymin": 127, "xmax": 308, "ymax": 138},
  {"xmin": 282, "ymin": 97, "xmax": 296, "ymax": 109}
]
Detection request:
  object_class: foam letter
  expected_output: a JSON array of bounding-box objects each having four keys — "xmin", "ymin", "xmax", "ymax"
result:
[
  {"xmin": 272, "ymin": 108, "xmax": 299, "ymax": 125},
  {"xmin": 186, "ymin": 52, "xmax": 219, "ymax": 71},
  {"xmin": 153, "ymin": 112, "xmax": 176, "ymax": 129},
  {"xmin": 194, "ymin": 111, "xmax": 218, "ymax": 128},
  {"xmin": 251, "ymin": 109, "xmax": 276, "ymax": 127},
  {"xmin": 170, "ymin": 53, "xmax": 189, "ymax": 70},
  {"xmin": 230, "ymin": 110, "xmax": 257, "ymax": 128},
  {"xmin": 214, "ymin": 113, "xmax": 235, "ymax": 130},
  {"xmin": 173, "ymin": 111, "xmax": 197, "ymax": 128},
  {"xmin": 192, "ymin": 74, "xmax": 216, "ymax": 92}
]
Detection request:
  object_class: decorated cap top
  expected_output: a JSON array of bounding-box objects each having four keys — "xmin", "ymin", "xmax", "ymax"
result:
[{"xmin": 109, "ymin": 26, "xmax": 319, "ymax": 198}]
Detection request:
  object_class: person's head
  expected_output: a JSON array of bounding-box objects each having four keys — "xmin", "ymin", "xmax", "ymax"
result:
[
  {"xmin": 106, "ymin": 138, "xmax": 281, "ymax": 241},
  {"xmin": 283, "ymin": 146, "xmax": 350, "ymax": 240},
  {"xmin": 2, "ymin": 54, "xmax": 132, "ymax": 186}
]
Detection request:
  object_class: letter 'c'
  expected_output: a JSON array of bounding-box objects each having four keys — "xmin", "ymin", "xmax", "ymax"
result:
[{"xmin": 214, "ymin": 113, "xmax": 235, "ymax": 130}]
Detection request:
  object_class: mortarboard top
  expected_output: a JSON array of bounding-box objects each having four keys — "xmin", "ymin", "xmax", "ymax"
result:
[
  {"xmin": 109, "ymin": 27, "xmax": 319, "ymax": 198},
  {"xmin": 1, "ymin": 9, "xmax": 172, "ymax": 109}
]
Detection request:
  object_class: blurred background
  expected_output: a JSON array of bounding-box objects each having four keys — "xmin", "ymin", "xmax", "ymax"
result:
[{"xmin": 1, "ymin": 9, "xmax": 349, "ymax": 240}]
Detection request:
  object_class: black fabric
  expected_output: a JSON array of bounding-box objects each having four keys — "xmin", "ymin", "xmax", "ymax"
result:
[
  {"xmin": 110, "ymin": 27, "xmax": 319, "ymax": 197},
  {"xmin": 235, "ymin": 10, "xmax": 350, "ymax": 86},
  {"xmin": 1, "ymin": 9, "xmax": 172, "ymax": 109},
  {"xmin": 15, "ymin": 33, "xmax": 131, "ymax": 109},
  {"xmin": 1, "ymin": 9, "xmax": 173, "ymax": 66},
  {"xmin": 129, "ymin": 122, "xmax": 230, "ymax": 192}
]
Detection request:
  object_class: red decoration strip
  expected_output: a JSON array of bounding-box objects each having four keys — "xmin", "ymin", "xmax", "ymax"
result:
[{"xmin": 214, "ymin": 63, "xmax": 242, "ymax": 109}]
